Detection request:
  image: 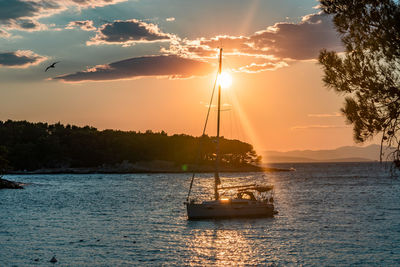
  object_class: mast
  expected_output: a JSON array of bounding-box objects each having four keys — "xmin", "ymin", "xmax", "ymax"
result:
[{"xmin": 214, "ymin": 48, "xmax": 223, "ymax": 200}]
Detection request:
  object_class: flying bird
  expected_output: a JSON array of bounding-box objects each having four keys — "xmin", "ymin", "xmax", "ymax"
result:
[{"xmin": 45, "ymin": 61, "xmax": 60, "ymax": 72}]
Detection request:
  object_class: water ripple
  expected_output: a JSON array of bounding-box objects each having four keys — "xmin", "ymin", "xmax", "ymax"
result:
[{"xmin": 0, "ymin": 162, "xmax": 399, "ymax": 266}]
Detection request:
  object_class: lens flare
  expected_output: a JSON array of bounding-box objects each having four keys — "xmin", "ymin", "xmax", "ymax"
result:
[{"xmin": 217, "ymin": 72, "xmax": 232, "ymax": 89}]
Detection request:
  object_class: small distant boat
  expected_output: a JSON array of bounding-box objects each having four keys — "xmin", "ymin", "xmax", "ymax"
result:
[{"xmin": 185, "ymin": 48, "xmax": 275, "ymax": 220}]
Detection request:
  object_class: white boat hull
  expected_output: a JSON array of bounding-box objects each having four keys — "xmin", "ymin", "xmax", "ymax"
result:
[{"xmin": 186, "ymin": 201, "xmax": 274, "ymax": 220}]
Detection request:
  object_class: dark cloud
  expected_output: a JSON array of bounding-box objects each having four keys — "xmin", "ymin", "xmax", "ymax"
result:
[
  {"xmin": 0, "ymin": 0, "xmax": 50, "ymax": 22},
  {"xmin": 0, "ymin": 0, "xmax": 59, "ymax": 30},
  {"xmin": 167, "ymin": 13, "xmax": 341, "ymax": 62},
  {"xmin": 15, "ymin": 18, "xmax": 45, "ymax": 31},
  {"xmin": 0, "ymin": 50, "xmax": 47, "ymax": 67},
  {"xmin": 160, "ymin": 13, "xmax": 342, "ymax": 74},
  {"xmin": 66, "ymin": 20, "xmax": 96, "ymax": 31},
  {"xmin": 18, "ymin": 19, "xmax": 39, "ymax": 29},
  {"xmin": 0, "ymin": 0, "xmax": 125, "ymax": 33},
  {"xmin": 88, "ymin": 19, "xmax": 173, "ymax": 45},
  {"xmin": 54, "ymin": 55, "xmax": 213, "ymax": 82},
  {"xmin": 250, "ymin": 13, "xmax": 341, "ymax": 60}
]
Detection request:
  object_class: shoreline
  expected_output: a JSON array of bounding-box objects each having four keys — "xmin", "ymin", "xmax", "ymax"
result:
[{"xmin": 5, "ymin": 166, "xmax": 292, "ymax": 175}]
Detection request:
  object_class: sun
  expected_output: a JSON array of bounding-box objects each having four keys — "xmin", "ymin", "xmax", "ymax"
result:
[{"xmin": 217, "ymin": 72, "xmax": 232, "ymax": 89}]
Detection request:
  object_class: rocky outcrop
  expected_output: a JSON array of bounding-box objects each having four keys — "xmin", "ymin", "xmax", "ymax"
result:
[{"xmin": 0, "ymin": 178, "xmax": 24, "ymax": 189}]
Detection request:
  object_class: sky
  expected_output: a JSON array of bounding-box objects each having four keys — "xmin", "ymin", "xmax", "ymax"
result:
[{"xmin": 0, "ymin": 0, "xmax": 375, "ymax": 152}]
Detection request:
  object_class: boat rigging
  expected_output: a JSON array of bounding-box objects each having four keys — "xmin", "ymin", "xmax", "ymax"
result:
[{"xmin": 185, "ymin": 48, "xmax": 275, "ymax": 220}]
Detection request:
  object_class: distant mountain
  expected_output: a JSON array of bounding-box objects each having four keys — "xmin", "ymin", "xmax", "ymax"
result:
[{"xmin": 262, "ymin": 144, "xmax": 394, "ymax": 163}]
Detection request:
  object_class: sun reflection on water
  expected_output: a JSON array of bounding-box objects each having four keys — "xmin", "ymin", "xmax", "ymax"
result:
[
  {"xmin": 184, "ymin": 174, "xmax": 278, "ymax": 266},
  {"xmin": 186, "ymin": 228, "xmax": 254, "ymax": 266}
]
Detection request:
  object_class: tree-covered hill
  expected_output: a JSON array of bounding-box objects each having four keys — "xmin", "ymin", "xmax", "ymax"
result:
[{"xmin": 0, "ymin": 120, "xmax": 261, "ymax": 172}]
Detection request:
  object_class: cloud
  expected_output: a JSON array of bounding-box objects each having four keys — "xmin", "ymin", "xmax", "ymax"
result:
[
  {"xmin": 54, "ymin": 55, "xmax": 213, "ymax": 82},
  {"xmin": 166, "ymin": 17, "xmax": 175, "ymax": 22},
  {"xmin": 160, "ymin": 13, "xmax": 341, "ymax": 74},
  {"xmin": 0, "ymin": 0, "xmax": 58, "ymax": 32},
  {"xmin": 66, "ymin": 20, "xmax": 96, "ymax": 31},
  {"xmin": 232, "ymin": 62, "xmax": 288, "ymax": 73},
  {"xmin": 307, "ymin": 112, "xmax": 342, "ymax": 118},
  {"xmin": 88, "ymin": 19, "xmax": 174, "ymax": 46},
  {"xmin": 312, "ymin": 4, "xmax": 321, "ymax": 10},
  {"xmin": 200, "ymin": 102, "xmax": 232, "ymax": 109},
  {"xmin": 250, "ymin": 13, "xmax": 341, "ymax": 60},
  {"xmin": 66, "ymin": 0, "xmax": 126, "ymax": 8},
  {"xmin": 0, "ymin": 0, "xmax": 125, "ymax": 33},
  {"xmin": 165, "ymin": 13, "xmax": 340, "ymax": 61},
  {"xmin": 166, "ymin": 39, "xmax": 289, "ymax": 76},
  {"xmin": 14, "ymin": 18, "xmax": 47, "ymax": 31},
  {"xmin": 0, "ymin": 29, "xmax": 10, "ymax": 38},
  {"xmin": 0, "ymin": 50, "xmax": 47, "ymax": 68},
  {"xmin": 291, "ymin": 125, "xmax": 350, "ymax": 130},
  {"xmin": 200, "ymin": 101, "xmax": 216, "ymax": 108}
]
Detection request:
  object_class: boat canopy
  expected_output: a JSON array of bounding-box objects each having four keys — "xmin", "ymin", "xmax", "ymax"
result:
[
  {"xmin": 251, "ymin": 186, "xmax": 274, "ymax": 192},
  {"xmin": 237, "ymin": 185, "xmax": 273, "ymax": 192}
]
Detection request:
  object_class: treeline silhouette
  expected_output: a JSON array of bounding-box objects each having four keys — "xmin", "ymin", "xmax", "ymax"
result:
[{"xmin": 0, "ymin": 120, "xmax": 261, "ymax": 171}]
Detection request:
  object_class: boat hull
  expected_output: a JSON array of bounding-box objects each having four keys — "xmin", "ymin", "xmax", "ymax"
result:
[{"xmin": 186, "ymin": 202, "xmax": 274, "ymax": 220}]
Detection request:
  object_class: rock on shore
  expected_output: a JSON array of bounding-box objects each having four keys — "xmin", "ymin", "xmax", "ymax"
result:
[{"xmin": 0, "ymin": 178, "xmax": 24, "ymax": 189}]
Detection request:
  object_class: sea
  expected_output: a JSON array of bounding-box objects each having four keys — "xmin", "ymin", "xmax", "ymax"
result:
[{"xmin": 1, "ymin": 162, "xmax": 399, "ymax": 266}]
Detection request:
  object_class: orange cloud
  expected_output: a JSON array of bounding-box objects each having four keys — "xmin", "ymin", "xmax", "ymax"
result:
[
  {"xmin": 0, "ymin": 29, "xmax": 10, "ymax": 38},
  {"xmin": 307, "ymin": 112, "xmax": 342, "ymax": 118},
  {"xmin": 291, "ymin": 125, "xmax": 350, "ymax": 130},
  {"xmin": 232, "ymin": 62, "xmax": 288, "ymax": 73}
]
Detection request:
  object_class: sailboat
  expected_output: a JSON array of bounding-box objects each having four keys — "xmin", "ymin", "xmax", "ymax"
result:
[{"xmin": 185, "ymin": 48, "xmax": 275, "ymax": 220}]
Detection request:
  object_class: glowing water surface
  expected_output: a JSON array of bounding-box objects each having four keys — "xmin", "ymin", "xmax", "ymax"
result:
[{"xmin": 1, "ymin": 162, "xmax": 399, "ymax": 266}]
